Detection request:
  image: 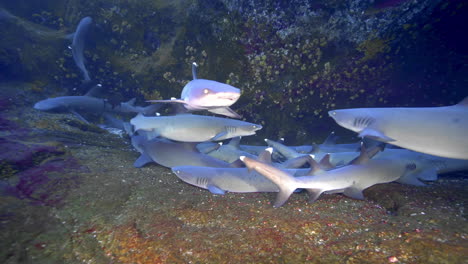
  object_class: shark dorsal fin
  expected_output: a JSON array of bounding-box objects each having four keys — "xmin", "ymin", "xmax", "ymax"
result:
[
  {"xmin": 258, "ymin": 147, "xmax": 273, "ymax": 163},
  {"xmin": 322, "ymin": 131, "xmax": 339, "ymax": 145},
  {"xmin": 84, "ymin": 83, "xmax": 102, "ymax": 97},
  {"xmin": 318, "ymin": 154, "xmax": 334, "ymax": 170},
  {"xmin": 192, "ymin": 62, "xmax": 198, "ymax": 80},
  {"xmin": 305, "ymin": 155, "xmax": 323, "ymax": 175},
  {"xmin": 350, "ymin": 142, "xmax": 369, "ymax": 165},
  {"xmin": 125, "ymin": 98, "xmax": 136, "ymax": 106},
  {"xmin": 456, "ymin": 96, "xmax": 468, "ymax": 106}
]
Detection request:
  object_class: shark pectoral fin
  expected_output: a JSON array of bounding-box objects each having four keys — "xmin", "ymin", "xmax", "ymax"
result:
[
  {"xmin": 146, "ymin": 99, "xmax": 186, "ymax": 104},
  {"xmin": 211, "ymin": 131, "xmax": 228, "ymax": 141},
  {"xmin": 143, "ymin": 130, "xmax": 160, "ymax": 141},
  {"xmin": 415, "ymin": 168, "xmax": 438, "ymax": 181},
  {"xmin": 343, "ymin": 187, "xmax": 365, "ymax": 200},
  {"xmin": 305, "ymin": 188, "xmax": 323, "ymax": 203},
  {"xmin": 396, "ymin": 173, "xmax": 426, "ymax": 186},
  {"xmin": 208, "ymin": 107, "xmax": 242, "ymax": 118},
  {"xmin": 69, "ymin": 110, "xmax": 90, "ymax": 124},
  {"xmin": 358, "ymin": 128, "xmax": 395, "ymax": 142},
  {"xmin": 134, "ymin": 153, "xmax": 153, "ymax": 168},
  {"xmin": 207, "ymin": 184, "xmax": 226, "ymax": 195},
  {"xmin": 273, "ymin": 186, "xmax": 296, "ymax": 207}
]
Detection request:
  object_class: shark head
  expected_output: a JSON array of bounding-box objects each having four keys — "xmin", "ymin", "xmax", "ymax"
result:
[
  {"xmin": 328, "ymin": 109, "xmax": 375, "ymax": 133},
  {"xmin": 172, "ymin": 166, "xmax": 208, "ymax": 188},
  {"xmin": 34, "ymin": 98, "xmax": 67, "ymax": 112},
  {"xmin": 237, "ymin": 123, "xmax": 263, "ymax": 136},
  {"xmin": 181, "ymin": 79, "xmax": 241, "ymax": 109}
]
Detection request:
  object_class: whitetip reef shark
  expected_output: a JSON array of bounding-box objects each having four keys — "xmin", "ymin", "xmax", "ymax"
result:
[
  {"xmin": 69, "ymin": 16, "xmax": 93, "ymax": 81},
  {"xmin": 34, "ymin": 84, "xmax": 160, "ymax": 122},
  {"xmin": 240, "ymin": 145, "xmax": 411, "ymax": 207},
  {"xmin": 147, "ymin": 63, "xmax": 242, "ymax": 118},
  {"xmin": 130, "ymin": 113, "xmax": 262, "ymax": 142},
  {"xmin": 328, "ymin": 97, "xmax": 468, "ymax": 160},
  {"xmin": 172, "ymin": 148, "xmax": 330, "ymax": 194},
  {"xmin": 131, "ymin": 133, "xmax": 242, "ymax": 168}
]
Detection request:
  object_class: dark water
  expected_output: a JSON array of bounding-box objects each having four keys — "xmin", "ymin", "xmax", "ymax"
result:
[{"xmin": 0, "ymin": 1, "xmax": 467, "ymax": 263}]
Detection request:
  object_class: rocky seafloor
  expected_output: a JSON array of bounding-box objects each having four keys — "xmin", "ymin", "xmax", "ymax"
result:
[{"xmin": 0, "ymin": 83, "xmax": 467, "ymax": 263}]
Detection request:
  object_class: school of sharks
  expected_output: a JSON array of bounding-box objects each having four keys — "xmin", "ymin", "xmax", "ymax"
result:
[{"xmin": 34, "ymin": 17, "xmax": 468, "ymax": 208}]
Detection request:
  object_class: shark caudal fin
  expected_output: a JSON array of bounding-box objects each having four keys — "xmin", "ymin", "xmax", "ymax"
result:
[{"xmin": 240, "ymin": 155, "xmax": 298, "ymax": 207}]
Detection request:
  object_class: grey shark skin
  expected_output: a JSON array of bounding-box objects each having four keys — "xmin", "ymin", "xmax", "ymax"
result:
[
  {"xmin": 240, "ymin": 153, "xmax": 409, "ymax": 207},
  {"xmin": 130, "ymin": 113, "xmax": 262, "ymax": 142},
  {"xmin": 172, "ymin": 166, "xmax": 282, "ymax": 194},
  {"xmin": 34, "ymin": 95, "xmax": 159, "ymax": 116},
  {"xmin": 328, "ymin": 97, "xmax": 468, "ymax": 160},
  {"xmin": 70, "ymin": 17, "xmax": 93, "ymax": 81},
  {"xmin": 131, "ymin": 134, "xmax": 241, "ymax": 168},
  {"xmin": 148, "ymin": 79, "xmax": 241, "ymax": 118}
]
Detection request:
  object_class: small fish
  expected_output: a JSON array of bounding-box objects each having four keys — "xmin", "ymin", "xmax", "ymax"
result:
[
  {"xmin": 130, "ymin": 113, "xmax": 262, "ymax": 142},
  {"xmin": 329, "ymin": 97, "xmax": 468, "ymax": 160}
]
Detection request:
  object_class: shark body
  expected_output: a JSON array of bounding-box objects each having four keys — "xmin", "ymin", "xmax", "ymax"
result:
[
  {"xmin": 130, "ymin": 113, "xmax": 262, "ymax": 142},
  {"xmin": 34, "ymin": 94, "xmax": 159, "ymax": 117},
  {"xmin": 131, "ymin": 134, "xmax": 239, "ymax": 168},
  {"xmin": 329, "ymin": 97, "xmax": 468, "ymax": 160},
  {"xmin": 70, "ymin": 17, "xmax": 92, "ymax": 81},
  {"xmin": 240, "ymin": 148, "xmax": 409, "ymax": 207}
]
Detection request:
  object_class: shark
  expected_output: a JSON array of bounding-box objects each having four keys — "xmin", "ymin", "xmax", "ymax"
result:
[
  {"xmin": 34, "ymin": 85, "xmax": 160, "ymax": 122},
  {"xmin": 147, "ymin": 63, "xmax": 241, "ymax": 118},
  {"xmin": 240, "ymin": 146, "xmax": 410, "ymax": 207},
  {"xmin": 131, "ymin": 133, "xmax": 242, "ymax": 168},
  {"xmin": 130, "ymin": 113, "xmax": 262, "ymax": 142},
  {"xmin": 69, "ymin": 16, "xmax": 93, "ymax": 81},
  {"xmin": 328, "ymin": 97, "xmax": 468, "ymax": 160},
  {"xmin": 172, "ymin": 148, "xmax": 330, "ymax": 194}
]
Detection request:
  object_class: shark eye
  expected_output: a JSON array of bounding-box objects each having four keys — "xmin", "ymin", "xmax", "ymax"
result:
[
  {"xmin": 331, "ymin": 111, "xmax": 336, "ymax": 116},
  {"xmin": 203, "ymin": 88, "xmax": 210, "ymax": 94}
]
